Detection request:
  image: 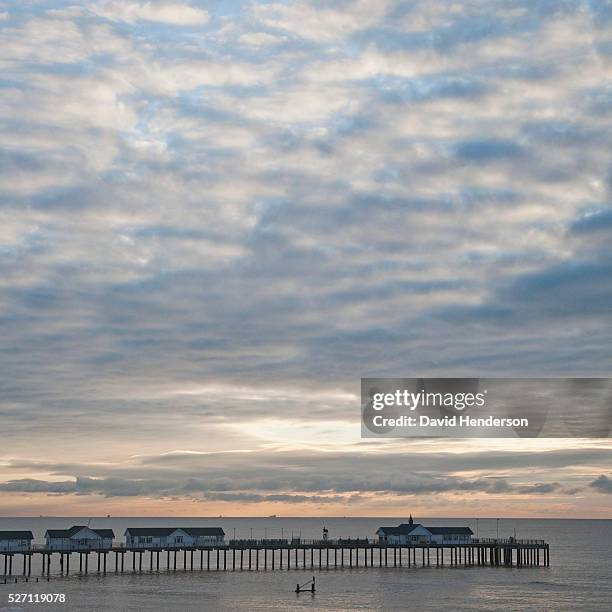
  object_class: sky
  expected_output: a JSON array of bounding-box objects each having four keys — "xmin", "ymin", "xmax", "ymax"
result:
[{"xmin": 0, "ymin": 0, "xmax": 611, "ymax": 518}]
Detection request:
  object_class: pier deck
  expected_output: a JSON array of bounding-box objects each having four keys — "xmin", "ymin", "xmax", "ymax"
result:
[{"xmin": 1, "ymin": 538, "xmax": 549, "ymax": 579}]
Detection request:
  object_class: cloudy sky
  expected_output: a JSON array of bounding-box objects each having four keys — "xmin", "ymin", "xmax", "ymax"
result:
[{"xmin": 1, "ymin": 0, "xmax": 611, "ymax": 518}]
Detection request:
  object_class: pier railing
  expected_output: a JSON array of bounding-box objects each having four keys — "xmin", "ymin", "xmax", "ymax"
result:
[
  {"xmin": 471, "ymin": 538, "xmax": 546, "ymax": 545},
  {"xmin": 228, "ymin": 538, "xmax": 373, "ymax": 547},
  {"xmin": 24, "ymin": 537, "xmax": 546, "ymax": 553}
]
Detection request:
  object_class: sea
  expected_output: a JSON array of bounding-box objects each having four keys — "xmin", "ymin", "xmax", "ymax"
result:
[{"xmin": 0, "ymin": 517, "xmax": 610, "ymax": 611}]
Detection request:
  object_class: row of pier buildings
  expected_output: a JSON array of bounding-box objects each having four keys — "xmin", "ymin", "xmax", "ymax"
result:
[
  {"xmin": 1, "ymin": 517, "xmax": 472, "ymax": 552},
  {"xmin": 0, "ymin": 526, "xmax": 225, "ymax": 552}
]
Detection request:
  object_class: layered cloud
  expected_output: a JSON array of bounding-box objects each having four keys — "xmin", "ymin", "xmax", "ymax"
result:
[
  {"xmin": 1, "ymin": 443, "xmax": 611, "ymax": 516},
  {"xmin": 1, "ymin": 445, "xmax": 609, "ymax": 498},
  {"xmin": 1, "ymin": 0, "xmax": 611, "ymax": 515},
  {"xmin": 91, "ymin": 2, "xmax": 210, "ymax": 26}
]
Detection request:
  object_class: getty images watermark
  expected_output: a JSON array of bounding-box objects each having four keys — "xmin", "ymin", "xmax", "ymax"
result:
[{"xmin": 361, "ymin": 378, "xmax": 612, "ymax": 438}]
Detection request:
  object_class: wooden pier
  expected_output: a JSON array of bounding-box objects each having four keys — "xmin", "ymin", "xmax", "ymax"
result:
[{"xmin": 1, "ymin": 538, "xmax": 549, "ymax": 579}]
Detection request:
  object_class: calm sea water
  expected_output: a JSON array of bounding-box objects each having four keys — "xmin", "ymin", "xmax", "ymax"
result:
[{"xmin": 0, "ymin": 517, "xmax": 610, "ymax": 611}]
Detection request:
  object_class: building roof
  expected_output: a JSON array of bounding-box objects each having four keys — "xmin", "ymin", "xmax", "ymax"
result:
[
  {"xmin": 426, "ymin": 527, "xmax": 473, "ymax": 535},
  {"xmin": 124, "ymin": 527, "xmax": 224, "ymax": 537},
  {"xmin": 46, "ymin": 526, "xmax": 86, "ymax": 538},
  {"xmin": 377, "ymin": 523, "xmax": 422, "ymax": 535},
  {"xmin": 182, "ymin": 528, "xmax": 225, "ymax": 537},
  {"xmin": 0, "ymin": 531, "xmax": 34, "ymax": 541},
  {"xmin": 125, "ymin": 528, "xmax": 176, "ymax": 537},
  {"xmin": 45, "ymin": 526, "xmax": 114, "ymax": 539},
  {"xmin": 378, "ymin": 524, "xmax": 473, "ymax": 536}
]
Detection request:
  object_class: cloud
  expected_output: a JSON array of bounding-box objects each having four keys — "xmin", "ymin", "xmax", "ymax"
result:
[
  {"xmin": 239, "ymin": 32, "xmax": 287, "ymax": 47},
  {"xmin": 0, "ymin": 448, "xmax": 606, "ymax": 504},
  {"xmin": 589, "ymin": 474, "xmax": 612, "ymax": 494},
  {"xmin": 515, "ymin": 482, "xmax": 561, "ymax": 494},
  {"xmin": 250, "ymin": 0, "xmax": 393, "ymax": 43},
  {"xmin": 0, "ymin": 474, "xmax": 563, "ymax": 499},
  {"xmin": 454, "ymin": 138, "xmax": 525, "ymax": 161},
  {"xmin": 570, "ymin": 208, "xmax": 612, "ymax": 234},
  {"xmin": 91, "ymin": 1, "xmax": 210, "ymax": 26},
  {"xmin": 0, "ymin": 479, "xmax": 75, "ymax": 493},
  {"xmin": 201, "ymin": 492, "xmax": 350, "ymax": 504}
]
